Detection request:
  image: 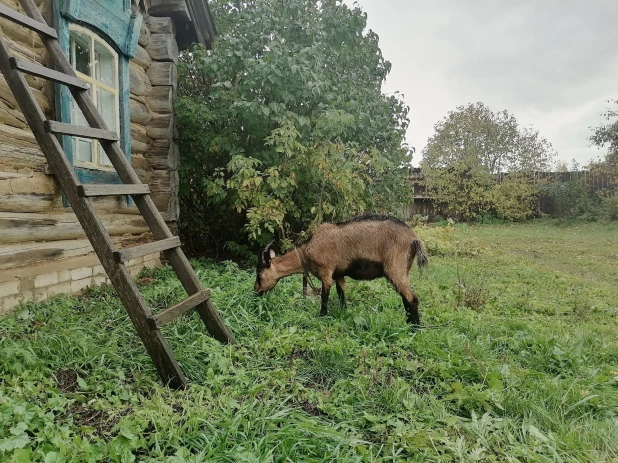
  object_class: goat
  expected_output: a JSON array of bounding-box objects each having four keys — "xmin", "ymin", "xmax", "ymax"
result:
[{"xmin": 254, "ymin": 214, "xmax": 429, "ymax": 325}]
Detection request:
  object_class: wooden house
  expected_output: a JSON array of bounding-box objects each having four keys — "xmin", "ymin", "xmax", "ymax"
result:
[{"xmin": 0, "ymin": 0, "xmax": 215, "ymax": 314}]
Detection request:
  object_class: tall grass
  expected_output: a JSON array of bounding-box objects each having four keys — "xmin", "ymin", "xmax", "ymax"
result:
[{"xmin": 1, "ymin": 220, "xmax": 617, "ymax": 462}]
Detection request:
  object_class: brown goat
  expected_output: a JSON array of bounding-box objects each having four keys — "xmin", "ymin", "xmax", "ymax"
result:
[{"xmin": 254, "ymin": 214, "xmax": 429, "ymax": 325}]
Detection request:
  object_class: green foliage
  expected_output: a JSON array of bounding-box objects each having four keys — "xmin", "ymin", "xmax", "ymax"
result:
[
  {"xmin": 421, "ymin": 102, "xmax": 556, "ymax": 220},
  {"xmin": 2, "ymin": 222, "xmax": 618, "ymax": 461},
  {"xmin": 599, "ymin": 193, "xmax": 618, "ymax": 221},
  {"xmin": 176, "ymin": 0, "xmax": 411, "ymax": 251},
  {"xmin": 541, "ymin": 166, "xmax": 602, "ymax": 220}
]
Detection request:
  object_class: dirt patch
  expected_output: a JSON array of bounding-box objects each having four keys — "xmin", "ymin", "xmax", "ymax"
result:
[
  {"xmin": 138, "ymin": 277, "xmax": 157, "ymax": 286},
  {"xmin": 56, "ymin": 368, "xmax": 78, "ymax": 393},
  {"xmin": 64, "ymin": 402, "xmax": 130, "ymax": 437},
  {"xmin": 289, "ymin": 347, "xmax": 311, "ymax": 361},
  {"xmin": 298, "ymin": 400, "xmax": 324, "ymax": 417}
]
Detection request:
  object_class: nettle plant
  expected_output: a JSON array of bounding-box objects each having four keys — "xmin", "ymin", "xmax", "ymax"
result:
[{"xmin": 175, "ymin": 0, "xmax": 411, "ymax": 250}]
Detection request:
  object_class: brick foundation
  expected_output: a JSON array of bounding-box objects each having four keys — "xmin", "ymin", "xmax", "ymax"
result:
[{"xmin": 0, "ymin": 253, "xmax": 160, "ymax": 315}]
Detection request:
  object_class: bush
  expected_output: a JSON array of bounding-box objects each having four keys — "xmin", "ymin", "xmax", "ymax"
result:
[
  {"xmin": 599, "ymin": 194, "xmax": 618, "ymax": 221},
  {"xmin": 542, "ymin": 174, "xmax": 601, "ymax": 220}
]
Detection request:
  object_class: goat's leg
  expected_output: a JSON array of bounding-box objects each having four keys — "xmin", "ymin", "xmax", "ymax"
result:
[
  {"xmin": 303, "ymin": 273, "xmax": 308, "ymax": 296},
  {"xmin": 320, "ymin": 276, "xmax": 333, "ymax": 316},
  {"xmin": 336, "ymin": 277, "xmax": 346, "ymax": 308},
  {"xmin": 388, "ymin": 272, "xmax": 421, "ymax": 326}
]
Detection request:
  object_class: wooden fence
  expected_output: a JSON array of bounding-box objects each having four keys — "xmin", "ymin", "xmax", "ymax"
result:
[{"xmin": 400, "ymin": 170, "xmax": 616, "ymax": 219}]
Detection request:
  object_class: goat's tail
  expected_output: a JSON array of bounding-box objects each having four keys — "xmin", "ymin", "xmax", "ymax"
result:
[{"xmin": 410, "ymin": 238, "xmax": 429, "ymax": 272}]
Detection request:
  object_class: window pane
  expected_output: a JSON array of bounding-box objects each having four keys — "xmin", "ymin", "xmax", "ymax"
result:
[
  {"xmin": 70, "ymin": 30, "xmax": 91, "ymax": 77},
  {"xmin": 70, "ymin": 95, "xmax": 89, "ymax": 127},
  {"xmin": 99, "ymin": 151, "xmax": 113, "ymax": 166},
  {"xmin": 97, "ymin": 87, "xmax": 117, "ymax": 131},
  {"xmin": 94, "ymin": 42, "xmax": 116, "ymax": 88},
  {"xmin": 74, "ymin": 139, "xmax": 93, "ymax": 163}
]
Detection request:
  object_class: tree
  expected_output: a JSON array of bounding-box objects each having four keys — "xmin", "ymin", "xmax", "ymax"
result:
[
  {"xmin": 175, "ymin": 0, "xmax": 411, "ymax": 255},
  {"xmin": 588, "ymin": 99, "xmax": 618, "ymax": 181},
  {"xmin": 420, "ymin": 102, "xmax": 556, "ymax": 220}
]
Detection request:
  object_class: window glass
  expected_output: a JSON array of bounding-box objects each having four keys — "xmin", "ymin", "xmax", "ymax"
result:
[
  {"xmin": 94, "ymin": 42, "xmax": 116, "ymax": 88},
  {"xmin": 68, "ymin": 26, "xmax": 120, "ymax": 169},
  {"xmin": 70, "ymin": 31, "xmax": 91, "ymax": 77}
]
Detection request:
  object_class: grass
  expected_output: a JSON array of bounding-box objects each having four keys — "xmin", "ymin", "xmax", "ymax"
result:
[{"xmin": 1, "ymin": 219, "xmax": 617, "ymax": 462}]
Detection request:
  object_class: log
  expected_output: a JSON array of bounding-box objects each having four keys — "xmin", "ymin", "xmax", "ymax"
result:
[
  {"xmin": 149, "ymin": 0, "xmax": 190, "ymax": 22},
  {"xmin": 132, "ymin": 44, "xmax": 152, "ymax": 69},
  {"xmin": 0, "ymin": 239, "xmax": 95, "ymax": 271},
  {"xmin": 145, "ymin": 139, "xmax": 179, "ymax": 170},
  {"xmin": 129, "ymin": 62, "xmax": 151, "ymax": 97},
  {"xmin": 146, "ymin": 15, "xmax": 176, "ymax": 34},
  {"xmin": 0, "ymin": 211, "xmax": 149, "ymax": 244},
  {"xmin": 151, "ymin": 191, "xmax": 178, "ymax": 221},
  {"xmin": 146, "ymin": 113, "xmax": 173, "ymax": 140},
  {"xmin": 0, "ymin": 98, "xmax": 29, "ymax": 128},
  {"xmin": 147, "ymin": 62, "xmax": 177, "ymax": 88},
  {"xmin": 131, "ymin": 153, "xmax": 153, "ymax": 184},
  {"xmin": 138, "ymin": 20, "xmax": 151, "ymax": 47},
  {"xmin": 1, "ymin": 73, "xmax": 51, "ymax": 115},
  {"xmin": 146, "ymin": 85, "xmax": 174, "ymax": 114},
  {"xmin": 146, "ymin": 34, "xmax": 179, "ymax": 63},
  {"xmin": 130, "ymin": 97, "xmax": 152, "ymax": 125},
  {"xmin": 0, "ymin": 169, "xmax": 56, "ymax": 212},
  {"xmin": 131, "ymin": 122, "xmax": 152, "ymax": 147},
  {"xmin": 0, "ymin": 16, "xmax": 44, "ymax": 56},
  {"xmin": 130, "ymin": 137, "xmax": 149, "ymax": 155}
]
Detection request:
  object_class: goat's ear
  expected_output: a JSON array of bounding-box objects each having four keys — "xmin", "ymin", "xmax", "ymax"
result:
[{"xmin": 261, "ymin": 241, "xmax": 275, "ymax": 268}]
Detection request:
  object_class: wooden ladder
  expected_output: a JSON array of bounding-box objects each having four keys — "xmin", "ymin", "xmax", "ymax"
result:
[{"xmin": 0, "ymin": 0, "xmax": 235, "ymax": 389}]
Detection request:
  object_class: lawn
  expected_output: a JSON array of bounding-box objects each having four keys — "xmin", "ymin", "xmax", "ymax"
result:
[{"xmin": 1, "ymin": 220, "xmax": 617, "ymax": 462}]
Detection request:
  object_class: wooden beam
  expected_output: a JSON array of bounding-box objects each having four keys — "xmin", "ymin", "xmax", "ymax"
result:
[
  {"xmin": 0, "ymin": 2, "xmax": 57, "ymax": 38},
  {"xmin": 113, "ymin": 236, "xmax": 180, "ymax": 263},
  {"xmin": 148, "ymin": 289, "xmax": 211, "ymax": 329},
  {"xmin": 10, "ymin": 57, "xmax": 89, "ymax": 90},
  {"xmin": 77, "ymin": 183, "xmax": 150, "ymax": 197},
  {"xmin": 44, "ymin": 120, "xmax": 118, "ymax": 141}
]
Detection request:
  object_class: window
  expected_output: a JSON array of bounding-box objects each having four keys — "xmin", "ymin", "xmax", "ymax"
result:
[{"xmin": 68, "ymin": 25, "xmax": 119, "ymax": 169}]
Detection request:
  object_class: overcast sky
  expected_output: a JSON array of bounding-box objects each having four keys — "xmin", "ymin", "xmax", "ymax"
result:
[{"xmin": 342, "ymin": 0, "xmax": 618, "ymax": 167}]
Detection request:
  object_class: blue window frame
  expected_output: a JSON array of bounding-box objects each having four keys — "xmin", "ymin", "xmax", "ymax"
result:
[{"xmin": 53, "ymin": 0, "xmax": 142, "ymax": 189}]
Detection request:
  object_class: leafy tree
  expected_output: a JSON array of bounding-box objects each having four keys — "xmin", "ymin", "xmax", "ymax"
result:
[
  {"xmin": 420, "ymin": 102, "xmax": 556, "ymax": 220},
  {"xmin": 588, "ymin": 99, "xmax": 618, "ymax": 181},
  {"xmin": 176, "ymin": 0, "xmax": 411, "ymax": 254}
]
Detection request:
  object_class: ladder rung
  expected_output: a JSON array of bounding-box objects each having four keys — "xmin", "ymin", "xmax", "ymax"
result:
[
  {"xmin": 113, "ymin": 236, "xmax": 181, "ymax": 263},
  {"xmin": 10, "ymin": 57, "xmax": 89, "ymax": 90},
  {"xmin": 148, "ymin": 290, "xmax": 211, "ymax": 330},
  {"xmin": 44, "ymin": 120, "xmax": 118, "ymax": 141},
  {"xmin": 0, "ymin": 3, "xmax": 57, "ymax": 39},
  {"xmin": 78, "ymin": 183, "xmax": 150, "ymax": 197}
]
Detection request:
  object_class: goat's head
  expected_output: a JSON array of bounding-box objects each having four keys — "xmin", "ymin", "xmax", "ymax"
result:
[{"xmin": 254, "ymin": 241, "xmax": 279, "ymax": 295}]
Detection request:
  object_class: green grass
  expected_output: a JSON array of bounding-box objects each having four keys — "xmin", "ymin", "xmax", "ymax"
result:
[{"xmin": 1, "ymin": 220, "xmax": 617, "ymax": 462}]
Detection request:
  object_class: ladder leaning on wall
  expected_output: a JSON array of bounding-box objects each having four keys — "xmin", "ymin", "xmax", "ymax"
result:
[{"xmin": 0, "ymin": 0, "xmax": 235, "ymax": 389}]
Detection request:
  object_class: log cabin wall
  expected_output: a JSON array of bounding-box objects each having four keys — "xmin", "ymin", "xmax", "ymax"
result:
[{"xmin": 0, "ymin": 0, "xmax": 186, "ymax": 314}]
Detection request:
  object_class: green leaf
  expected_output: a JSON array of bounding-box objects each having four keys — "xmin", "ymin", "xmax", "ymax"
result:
[
  {"xmin": 0, "ymin": 434, "xmax": 30, "ymax": 452},
  {"xmin": 44, "ymin": 452, "xmax": 66, "ymax": 463}
]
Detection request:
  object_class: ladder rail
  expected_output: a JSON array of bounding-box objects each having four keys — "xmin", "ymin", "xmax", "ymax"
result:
[
  {"xmin": 0, "ymin": 32, "xmax": 188, "ymax": 388},
  {"xmin": 16, "ymin": 0, "xmax": 234, "ymax": 345}
]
